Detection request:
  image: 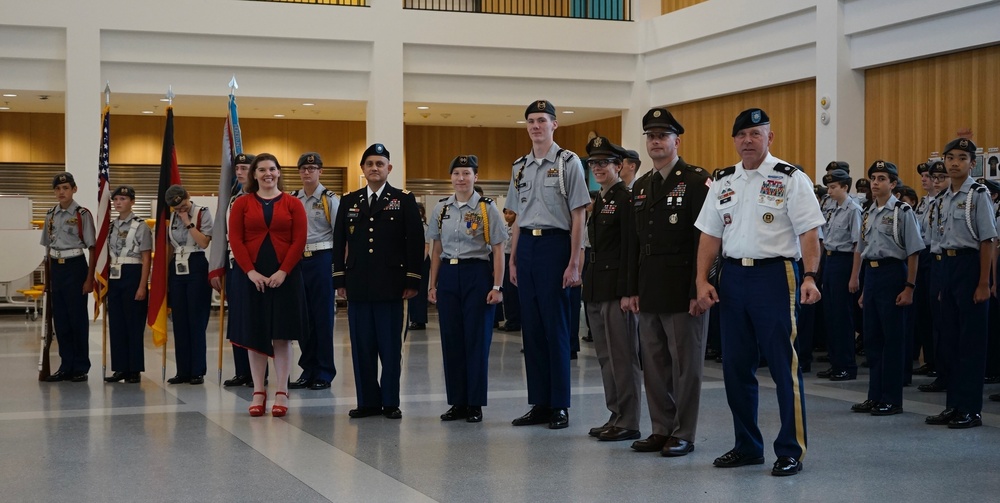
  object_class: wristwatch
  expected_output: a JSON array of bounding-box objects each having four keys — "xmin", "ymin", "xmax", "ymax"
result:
[
  {"xmin": 803, "ymin": 272, "xmax": 818, "ymax": 281},
  {"xmin": 492, "ymin": 285, "xmax": 503, "ymax": 292},
  {"xmin": 186, "ymin": 223, "xmax": 195, "ymax": 230}
]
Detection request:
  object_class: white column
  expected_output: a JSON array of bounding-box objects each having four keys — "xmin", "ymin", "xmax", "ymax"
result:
[
  {"xmin": 366, "ymin": 1, "xmax": 405, "ymax": 188},
  {"xmin": 64, "ymin": 24, "xmax": 102, "ymax": 207},
  {"xmin": 622, "ymin": 54, "xmax": 651, "ymax": 176},
  {"xmin": 815, "ymin": 0, "xmax": 865, "ymax": 182}
]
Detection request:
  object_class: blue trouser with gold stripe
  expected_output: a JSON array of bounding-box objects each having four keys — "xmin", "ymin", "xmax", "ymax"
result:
[
  {"xmin": 939, "ymin": 253, "xmax": 989, "ymax": 414},
  {"xmin": 298, "ymin": 249, "xmax": 337, "ymax": 383},
  {"xmin": 348, "ymin": 300, "xmax": 403, "ymax": 408},
  {"xmin": 108, "ymin": 264, "xmax": 146, "ymax": 373},
  {"xmin": 862, "ymin": 259, "xmax": 907, "ymax": 406},
  {"xmin": 438, "ymin": 259, "xmax": 494, "ymax": 406},
  {"xmin": 50, "ymin": 256, "xmax": 91, "ymax": 375},
  {"xmin": 719, "ymin": 259, "xmax": 807, "ymax": 460}
]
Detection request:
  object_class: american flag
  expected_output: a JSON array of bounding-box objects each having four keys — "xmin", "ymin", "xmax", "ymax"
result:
[{"xmin": 92, "ymin": 106, "xmax": 111, "ymax": 319}]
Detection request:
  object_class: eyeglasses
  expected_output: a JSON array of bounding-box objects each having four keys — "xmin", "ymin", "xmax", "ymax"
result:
[
  {"xmin": 587, "ymin": 159, "xmax": 620, "ymax": 168},
  {"xmin": 931, "ymin": 175, "xmax": 947, "ymax": 182},
  {"xmin": 298, "ymin": 166, "xmax": 321, "ymax": 172}
]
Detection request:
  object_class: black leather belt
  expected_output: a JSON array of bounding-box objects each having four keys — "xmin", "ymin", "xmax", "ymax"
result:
[
  {"xmin": 866, "ymin": 258, "xmax": 902, "ymax": 268},
  {"xmin": 442, "ymin": 258, "xmax": 488, "ymax": 265},
  {"xmin": 520, "ymin": 227, "xmax": 569, "ymax": 237},
  {"xmin": 825, "ymin": 250, "xmax": 853, "ymax": 257},
  {"xmin": 724, "ymin": 257, "xmax": 791, "ymax": 267}
]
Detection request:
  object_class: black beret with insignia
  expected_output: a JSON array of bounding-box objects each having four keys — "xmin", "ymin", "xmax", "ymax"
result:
[
  {"xmin": 111, "ymin": 185, "xmax": 136, "ymax": 200},
  {"xmin": 916, "ymin": 162, "xmax": 930, "ymax": 174},
  {"xmin": 982, "ymin": 178, "xmax": 1000, "ymax": 196},
  {"xmin": 234, "ymin": 153, "xmax": 256, "ymax": 165},
  {"xmin": 826, "ymin": 161, "xmax": 849, "ymax": 172},
  {"xmin": 361, "ymin": 143, "xmax": 390, "ymax": 165},
  {"xmin": 822, "ymin": 169, "xmax": 850, "ymax": 186},
  {"xmin": 642, "ymin": 108, "xmax": 684, "ymax": 135},
  {"xmin": 525, "ymin": 99, "xmax": 556, "ymax": 119},
  {"xmin": 52, "ymin": 171, "xmax": 76, "ymax": 188},
  {"xmin": 449, "ymin": 154, "xmax": 479, "ymax": 173},
  {"xmin": 165, "ymin": 184, "xmax": 188, "ymax": 207},
  {"xmin": 298, "ymin": 152, "xmax": 323, "ymax": 168},
  {"xmin": 731, "ymin": 108, "xmax": 770, "ymax": 136},
  {"xmin": 943, "ymin": 138, "xmax": 976, "ymax": 155},
  {"xmin": 929, "ymin": 161, "xmax": 946, "ymax": 176},
  {"xmin": 867, "ymin": 160, "xmax": 898, "ymax": 179}
]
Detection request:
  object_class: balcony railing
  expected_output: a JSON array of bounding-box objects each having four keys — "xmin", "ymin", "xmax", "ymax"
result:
[
  {"xmin": 245, "ymin": 0, "xmax": 368, "ymax": 6},
  {"xmin": 404, "ymin": 0, "xmax": 631, "ymax": 20}
]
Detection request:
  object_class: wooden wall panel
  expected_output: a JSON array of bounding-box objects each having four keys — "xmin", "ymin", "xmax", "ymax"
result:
[
  {"xmin": 29, "ymin": 114, "xmax": 65, "ymax": 163},
  {"xmin": 661, "ymin": 0, "xmax": 705, "ymax": 15},
  {"xmin": 113, "ymin": 115, "xmax": 166, "ymax": 165},
  {"xmin": 0, "ymin": 113, "xmax": 34, "ymax": 163},
  {"xmin": 664, "ymin": 80, "xmax": 817, "ymax": 175},
  {"xmin": 865, "ymin": 44, "xmax": 1000, "ymax": 188}
]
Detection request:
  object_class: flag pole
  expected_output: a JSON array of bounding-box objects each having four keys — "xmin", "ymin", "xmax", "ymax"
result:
[
  {"xmin": 163, "ymin": 84, "xmax": 174, "ymax": 383},
  {"xmin": 101, "ymin": 82, "xmax": 111, "ymax": 381},
  {"xmin": 215, "ymin": 76, "xmax": 239, "ymax": 385}
]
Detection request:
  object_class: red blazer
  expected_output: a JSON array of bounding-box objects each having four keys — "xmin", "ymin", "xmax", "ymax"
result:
[{"xmin": 229, "ymin": 193, "xmax": 307, "ymax": 275}]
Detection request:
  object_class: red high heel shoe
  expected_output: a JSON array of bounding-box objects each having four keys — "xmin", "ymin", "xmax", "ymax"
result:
[
  {"xmin": 248, "ymin": 391, "xmax": 267, "ymax": 417},
  {"xmin": 272, "ymin": 391, "xmax": 289, "ymax": 417}
]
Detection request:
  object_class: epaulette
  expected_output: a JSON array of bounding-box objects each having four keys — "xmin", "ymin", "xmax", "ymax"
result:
[
  {"xmin": 512, "ymin": 155, "xmax": 526, "ymax": 166},
  {"xmin": 715, "ymin": 166, "xmax": 736, "ymax": 181},
  {"xmin": 290, "ymin": 189, "xmax": 300, "ymax": 197},
  {"xmin": 78, "ymin": 206, "xmax": 90, "ymax": 214},
  {"xmin": 402, "ymin": 189, "xmax": 411, "ymax": 195},
  {"xmin": 559, "ymin": 150, "xmax": 577, "ymax": 161},
  {"xmin": 635, "ymin": 171, "xmax": 652, "ymax": 183},
  {"xmin": 480, "ymin": 197, "xmax": 493, "ymax": 205},
  {"xmin": 686, "ymin": 164, "xmax": 708, "ymax": 177},
  {"xmin": 46, "ymin": 206, "xmax": 56, "ymax": 214},
  {"xmin": 894, "ymin": 200, "xmax": 912, "ymax": 211},
  {"xmin": 773, "ymin": 163, "xmax": 800, "ymax": 176},
  {"xmin": 972, "ymin": 182, "xmax": 987, "ymax": 193},
  {"xmin": 438, "ymin": 196, "xmax": 449, "ymax": 202},
  {"xmin": 324, "ymin": 189, "xmax": 336, "ymax": 198}
]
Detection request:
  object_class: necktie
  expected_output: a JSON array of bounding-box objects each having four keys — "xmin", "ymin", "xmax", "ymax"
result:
[{"xmin": 370, "ymin": 192, "xmax": 377, "ymax": 208}]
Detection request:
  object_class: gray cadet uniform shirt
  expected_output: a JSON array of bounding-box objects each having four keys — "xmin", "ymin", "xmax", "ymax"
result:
[
  {"xmin": 822, "ymin": 197, "xmax": 862, "ymax": 253},
  {"xmin": 294, "ymin": 184, "xmax": 340, "ymax": 244},
  {"xmin": 427, "ymin": 192, "xmax": 508, "ymax": 261},
  {"xmin": 169, "ymin": 204, "xmax": 213, "ymax": 248},
  {"xmin": 917, "ymin": 194, "xmax": 936, "ymax": 247},
  {"xmin": 111, "ymin": 212, "xmax": 153, "ymax": 259},
  {"xmin": 857, "ymin": 195, "xmax": 924, "ymax": 260},
  {"xmin": 41, "ymin": 200, "xmax": 96, "ymax": 250},
  {"xmin": 504, "ymin": 143, "xmax": 591, "ymax": 229},
  {"xmin": 932, "ymin": 176, "xmax": 998, "ymax": 250}
]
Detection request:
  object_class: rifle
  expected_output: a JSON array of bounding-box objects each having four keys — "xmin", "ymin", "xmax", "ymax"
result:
[{"xmin": 38, "ymin": 255, "xmax": 53, "ymax": 381}]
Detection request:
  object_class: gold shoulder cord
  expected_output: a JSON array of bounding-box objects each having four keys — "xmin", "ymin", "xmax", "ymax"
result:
[{"xmin": 480, "ymin": 201, "xmax": 490, "ymax": 245}]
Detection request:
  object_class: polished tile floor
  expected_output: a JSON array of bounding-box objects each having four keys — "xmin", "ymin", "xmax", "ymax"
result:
[{"xmin": 3, "ymin": 307, "xmax": 1000, "ymax": 502}]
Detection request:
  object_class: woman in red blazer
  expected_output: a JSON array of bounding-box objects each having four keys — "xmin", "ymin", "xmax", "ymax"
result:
[{"xmin": 229, "ymin": 153, "xmax": 308, "ymax": 417}]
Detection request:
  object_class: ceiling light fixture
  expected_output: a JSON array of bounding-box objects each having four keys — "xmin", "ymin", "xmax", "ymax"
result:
[
  {"xmin": 2, "ymin": 94, "xmax": 16, "ymax": 97},
  {"xmin": 273, "ymin": 114, "xmax": 285, "ymax": 118},
  {"xmin": 562, "ymin": 110, "xmax": 575, "ymax": 114},
  {"xmin": 417, "ymin": 106, "xmax": 429, "ymax": 110},
  {"xmin": 141, "ymin": 110, "xmax": 154, "ymax": 114},
  {"xmin": 302, "ymin": 103, "xmax": 315, "ymax": 106}
]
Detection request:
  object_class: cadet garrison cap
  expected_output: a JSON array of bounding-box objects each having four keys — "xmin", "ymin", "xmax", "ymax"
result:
[
  {"xmin": 826, "ymin": 161, "xmax": 849, "ymax": 172},
  {"xmin": 165, "ymin": 184, "xmax": 188, "ymax": 207},
  {"xmin": 981, "ymin": 178, "xmax": 1000, "ymax": 196},
  {"xmin": 585, "ymin": 136, "xmax": 624, "ymax": 159},
  {"xmin": 525, "ymin": 99, "xmax": 556, "ymax": 119},
  {"xmin": 234, "ymin": 153, "xmax": 256, "ymax": 165},
  {"xmin": 916, "ymin": 162, "xmax": 930, "ymax": 174},
  {"xmin": 298, "ymin": 152, "xmax": 323, "ymax": 168},
  {"xmin": 111, "ymin": 185, "xmax": 136, "ymax": 200},
  {"xmin": 823, "ymin": 169, "xmax": 850, "ymax": 185},
  {"xmin": 929, "ymin": 161, "xmax": 946, "ymax": 175},
  {"xmin": 360, "ymin": 143, "xmax": 390, "ymax": 165},
  {"xmin": 52, "ymin": 172, "xmax": 76, "ymax": 188},
  {"xmin": 731, "ymin": 108, "xmax": 770, "ymax": 136},
  {"xmin": 449, "ymin": 155, "xmax": 479, "ymax": 173},
  {"xmin": 642, "ymin": 108, "xmax": 684, "ymax": 135},
  {"xmin": 867, "ymin": 160, "xmax": 899, "ymax": 178},
  {"xmin": 943, "ymin": 138, "xmax": 977, "ymax": 155}
]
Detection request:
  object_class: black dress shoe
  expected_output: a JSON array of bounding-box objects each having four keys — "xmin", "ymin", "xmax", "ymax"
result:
[
  {"xmin": 713, "ymin": 449, "xmax": 765, "ymax": 468},
  {"xmin": 598, "ymin": 426, "xmax": 640, "ymax": 441},
  {"xmin": 985, "ymin": 375, "xmax": 1000, "ymax": 384},
  {"xmin": 309, "ymin": 380, "xmax": 331, "ymax": 390},
  {"xmin": 466, "ymin": 406, "xmax": 483, "ymax": 423},
  {"xmin": 104, "ymin": 371, "xmax": 127, "ymax": 383},
  {"xmin": 947, "ymin": 412, "xmax": 982, "ymax": 429},
  {"xmin": 771, "ymin": 456, "xmax": 802, "ymax": 476},
  {"xmin": 816, "ymin": 368, "xmax": 834, "ymax": 378},
  {"xmin": 70, "ymin": 373, "xmax": 88, "ymax": 382},
  {"xmin": 581, "ymin": 335, "xmax": 593, "ymax": 342},
  {"xmin": 589, "ymin": 424, "xmax": 612, "ymax": 437},
  {"xmin": 383, "ymin": 407, "xmax": 402, "ymax": 419},
  {"xmin": 990, "ymin": 394, "xmax": 1000, "ymax": 402},
  {"xmin": 661, "ymin": 437, "xmax": 694, "ymax": 457},
  {"xmin": 918, "ymin": 380, "xmax": 946, "ymax": 392},
  {"xmin": 223, "ymin": 375, "xmax": 250, "ymax": 387},
  {"xmin": 289, "ymin": 377, "xmax": 312, "ymax": 389},
  {"xmin": 851, "ymin": 400, "xmax": 876, "ymax": 413},
  {"xmin": 829, "ymin": 370, "xmax": 856, "ymax": 381},
  {"xmin": 925, "ymin": 408, "xmax": 957, "ymax": 425},
  {"xmin": 441, "ymin": 405, "xmax": 469, "ymax": 421},
  {"xmin": 500, "ymin": 323, "xmax": 520, "ymax": 332},
  {"xmin": 926, "ymin": 370, "xmax": 939, "ymax": 377},
  {"xmin": 512, "ymin": 406, "xmax": 552, "ymax": 426},
  {"xmin": 631, "ymin": 434, "xmax": 669, "ymax": 452},
  {"xmin": 548, "ymin": 408, "xmax": 569, "ymax": 429},
  {"xmin": 570, "ymin": 352, "xmax": 578, "ymax": 360},
  {"xmin": 870, "ymin": 403, "xmax": 903, "ymax": 416},
  {"xmin": 189, "ymin": 376, "xmax": 204, "ymax": 385},
  {"xmin": 44, "ymin": 371, "xmax": 69, "ymax": 382},
  {"xmin": 912, "ymin": 364, "xmax": 932, "ymax": 375},
  {"xmin": 408, "ymin": 322, "xmax": 426, "ymax": 330},
  {"xmin": 126, "ymin": 372, "xmax": 141, "ymax": 384},
  {"xmin": 348, "ymin": 406, "xmax": 383, "ymax": 418},
  {"xmin": 167, "ymin": 375, "xmax": 191, "ymax": 384}
]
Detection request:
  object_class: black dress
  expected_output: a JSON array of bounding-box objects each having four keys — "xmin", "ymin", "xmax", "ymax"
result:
[{"xmin": 237, "ymin": 194, "xmax": 306, "ymax": 356}]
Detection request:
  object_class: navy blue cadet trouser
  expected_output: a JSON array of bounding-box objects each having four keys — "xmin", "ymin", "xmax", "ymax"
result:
[
  {"xmin": 298, "ymin": 249, "xmax": 336, "ymax": 383},
  {"xmin": 914, "ymin": 247, "xmax": 935, "ymax": 369},
  {"xmin": 50, "ymin": 255, "xmax": 91, "ymax": 375},
  {"xmin": 108, "ymin": 263, "xmax": 146, "ymax": 373},
  {"xmin": 348, "ymin": 300, "xmax": 403, "ymax": 408},
  {"xmin": 225, "ymin": 259, "xmax": 251, "ymax": 377},
  {"xmin": 517, "ymin": 232, "xmax": 572, "ymax": 409},
  {"xmin": 437, "ymin": 259, "xmax": 495, "ymax": 406},
  {"xmin": 168, "ymin": 253, "xmax": 210, "ymax": 377},
  {"xmin": 719, "ymin": 259, "xmax": 807, "ymax": 460},
  {"xmin": 930, "ymin": 257, "xmax": 952, "ymax": 393},
  {"xmin": 822, "ymin": 252, "xmax": 857, "ymax": 376},
  {"xmin": 861, "ymin": 259, "xmax": 907, "ymax": 406},
  {"xmin": 501, "ymin": 253, "xmax": 521, "ymax": 327},
  {"xmin": 939, "ymin": 252, "xmax": 989, "ymax": 414}
]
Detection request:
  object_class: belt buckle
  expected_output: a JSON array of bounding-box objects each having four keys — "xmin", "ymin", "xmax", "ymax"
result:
[
  {"xmin": 57, "ymin": 258, "xmax": 65, "ymax": 264},
  {"xmin": 946, "ymin": 249, "xmax": 957, "ymax": 257},
  {"xmin": 741, "ymin": 258, "xmax": 754, "ymax": 267},
  {"xmin": 531, "ymin": 229, "xmax": 543, "ymax": 236},
  {"xmin": 936, "ymin": 255, "xmax": 942, "ymax": 261},
  {"xmin": 303, "ymin": 251, "xmax": 313, "ymax": 257},
  {"xmin": 869, "ymin": 260, "xmax": 879, "ymax": 268},
  {"xmin": 449, "ymin": 258, "xmax": 459, "ymax": 265},
  {"xmin": 826, "ymin": 250, "xmax": 832, "ymax": 256}
]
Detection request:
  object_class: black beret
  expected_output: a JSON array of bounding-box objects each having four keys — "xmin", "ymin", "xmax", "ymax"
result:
[
  {"xmin": 449, "ymin": 155, "xmax": 479, "ymax": 172},
  {"xmin": 943, "ymin": 138, "xmax": 976, "ymax": 155},
  {"xmin": 234, "ymin": 153, "xmax": 256, "ymax": 165},
  {"xmin": 525, "ymin": 99, "xmax": 556, "ymax": 119},
  {"xmin": 982, "ymin": 178, "xmax": 1000, "ymax": 196},
  {"xmin": 916, "ymin": 162, "xmax": 930, "ymax": 174},
  {"xmin": 814, "ymin": 184, "xmax": 827, "ymax": 198},
  {"xmin": 856, "ymin": 178, "xmax": 870, "ymax": 188},
  {"xmin": 867, "ymin": 160, "xmax": 898, "ymax": 178},
  {"xmin": 823, "ymin": 169, "xmax": 851, "ymax": 185},
  {"xmin": 360, "ymin": 143, "xmax": 390, "ymax": 165},
  {"xmin": 929, "ymin": 161, "xmax": 946, "ymax": 176},
  {"xmin": 731, "ymin": 108, "xmax": 770, "ymax": 136},
  {"xmin": 826, "ymin": 161, "xmax": 849, "ymax": 172},
  {"xmin": 111, "ymin": 185, "xmax": 136, "ymax": 199},
  {"xmin": 298, "ymin": 152, "xmax": 322, "ymax": 167},
  {"xmin": 165, "ymin": 184, "xmax": 188, "ymax": 207},
  {"xmin": 585, "ymin": 136, "xmax": 623, "ymax": 159},
  {"xmin": 624, "ymin": 149, "xmax": 640, "ymax": 161},
  {"xmin": 52, "ymin": 172, "xmax": 75, "ymax": 188},
  {"xmin": 642, "ymin": 108, "xmax": 684, "ymax": 135}
]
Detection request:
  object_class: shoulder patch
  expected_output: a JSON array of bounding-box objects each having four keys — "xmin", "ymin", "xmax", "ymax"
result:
[
  {"xmin": 773, "ymin": 163, "xmax": 800, "ymax": 176},
  {"xmin": 715, "ymin": 166, "xmax": 736, "ymax": 181}
]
